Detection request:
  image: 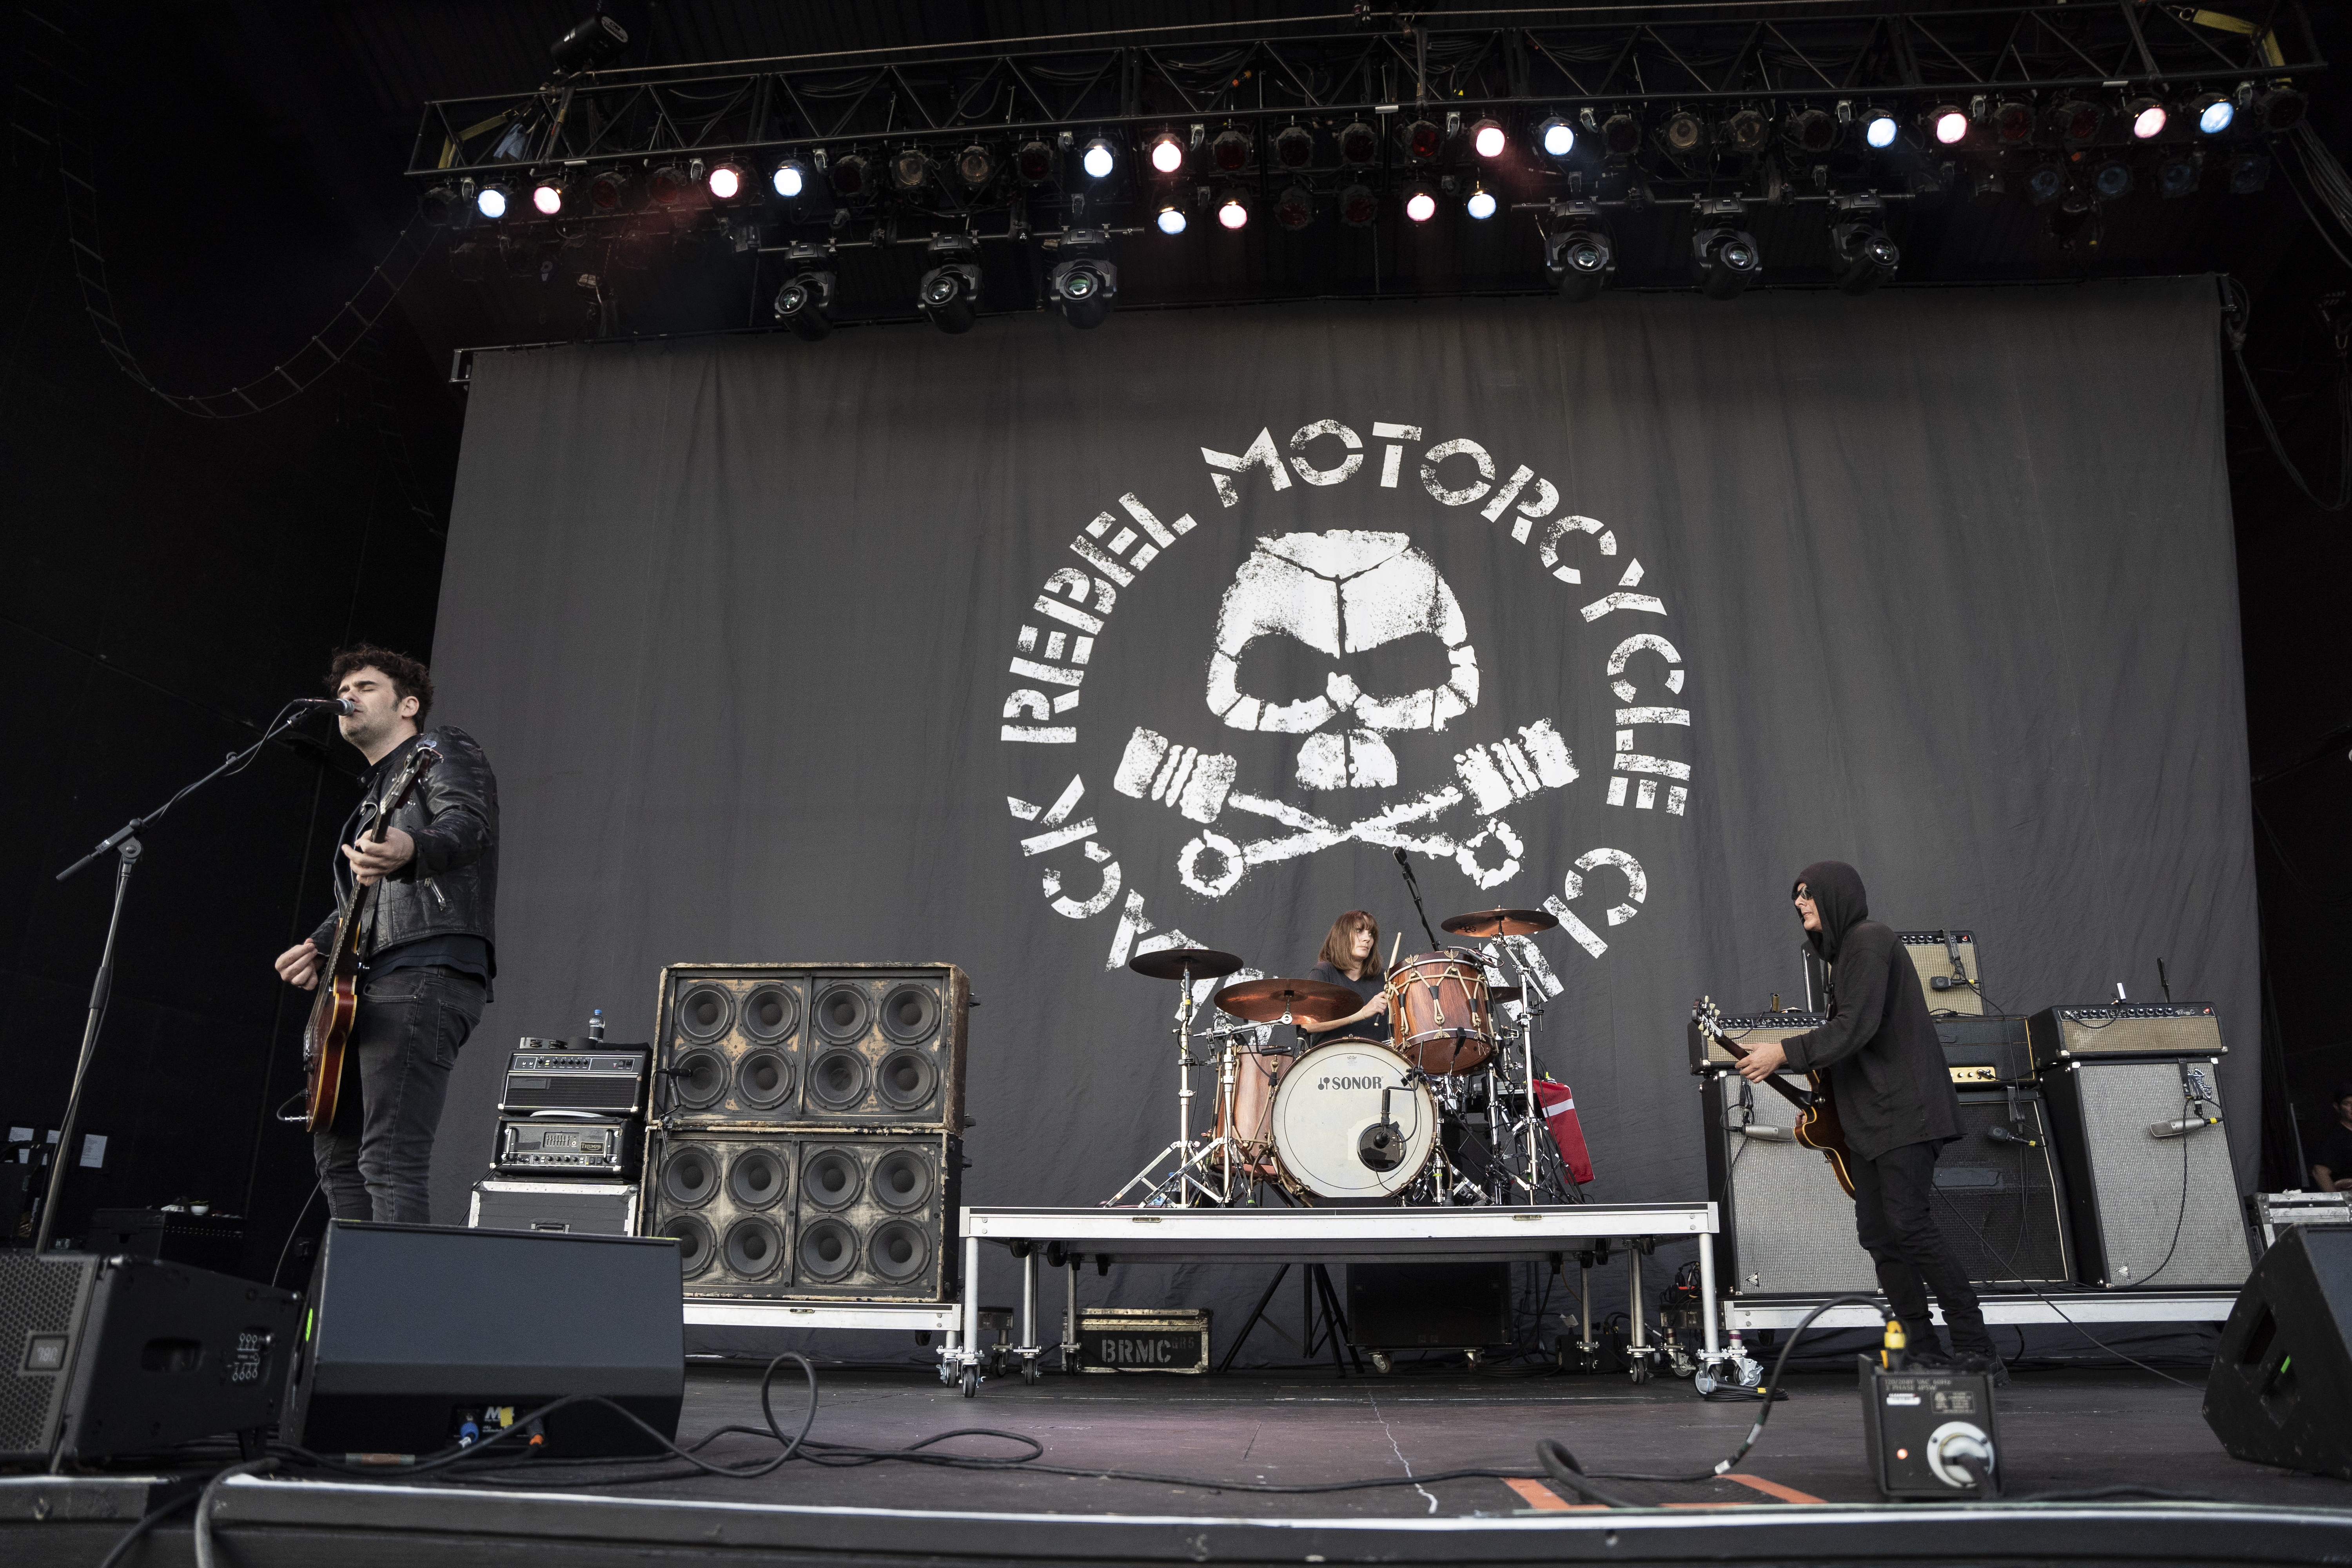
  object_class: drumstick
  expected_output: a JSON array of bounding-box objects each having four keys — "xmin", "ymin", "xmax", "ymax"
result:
[{"xmin": 1387, "ymin": 931, "xmax": 1401, "ymax": 971}]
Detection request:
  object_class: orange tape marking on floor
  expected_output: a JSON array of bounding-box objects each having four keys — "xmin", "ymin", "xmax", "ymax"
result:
[
  {"xmin": 1723, "ymin": 1473, "xmax": 1827, "ymax": 1504},
  {"xmin": 1503, "ymin": 1477, "xmax": 1599, "ymax": 1510},
  {"xmin": 1506, "ymin": 1474, "xmax": 1825, "ymax": 1510}
]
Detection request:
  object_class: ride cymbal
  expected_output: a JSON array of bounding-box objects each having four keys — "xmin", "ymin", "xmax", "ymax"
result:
[
  {"xmin": 1212, "ymin": 976, "xmax": 1359, "ymax": 1024},
  {"xmin": 1126, "ymin": 946, "xmax": 1245, "ymax": 981},
  {"xmin": 1439, "ymin": 907, "xmax": 1559, "ymax": 938}
]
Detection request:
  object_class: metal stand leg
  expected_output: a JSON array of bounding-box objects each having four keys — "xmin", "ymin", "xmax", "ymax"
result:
[
  {"xmin": 960, "ymin": 1236, "xmax": 983, "ymax": 1396},
  {"xmin": 1626, "ymin": 1241, "xmax": 1653, "ymax": 1383},
  {"xmin": 1063, "ymin": 1255, "xmax": 1081, "ymax": 1373},
  {"xmin": 1219, "ymin": 1264, "xmax": 1293, "ymax": 1373},
  {"xmin": 1018, "ymin": 1249, "xmax": 1040, "ymax": 1385},
  {"xmin": 1698, "ymin": 1229, "xmax": 1721, "ymax": 1361}
]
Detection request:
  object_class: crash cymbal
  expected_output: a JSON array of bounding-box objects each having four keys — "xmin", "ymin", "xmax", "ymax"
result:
[
  {"xmin": 1212, "ymin": 976, "xmax": 1360, "ymax": 1024},
  {"xmin": 1127, "ymin": 946, "xmax": 1245, "ymax": 981},
  {"xmin": 1440, "ymin": 906, "xmax": 1560, "ymax": 938},
  {"xmin": 1488, "ymin": 985, "xmax": 1524, "ymax": 1005}
]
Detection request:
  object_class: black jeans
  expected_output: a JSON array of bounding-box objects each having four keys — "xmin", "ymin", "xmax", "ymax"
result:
[
  {"xmin": 312, "ymin": 965, "xmax": 485, "ymax": 1224},
  {"xmin": 1850, "ymin": 1139, "xmax": 1992, "ymax": 1354}
]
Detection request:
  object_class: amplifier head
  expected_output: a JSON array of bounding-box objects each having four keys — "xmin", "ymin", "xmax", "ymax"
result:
[
  {"xmin": 495, "ymin": 1116, "xmax": 637, "ymax": 1176},
  {"xmin": 2029, "ymin": 1004, "xmax": 2224, "ymax": 1065},
  {"xmin": 1689, "ymin": 1011, "xmax": 1827, "ymax": 1068},
  {"xmin": 501, "ymin": 1044, "xmax": 650, "ymax": 1116},
  {"xmin": 1896, "ymin": 930, "xmax": 1984, "ymax": 1017}
]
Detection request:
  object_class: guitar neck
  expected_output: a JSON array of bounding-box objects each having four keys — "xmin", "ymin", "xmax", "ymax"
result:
[{"xmin": 1705, "ymin": 1029, "xmax": 1813, "ymax": 1111}]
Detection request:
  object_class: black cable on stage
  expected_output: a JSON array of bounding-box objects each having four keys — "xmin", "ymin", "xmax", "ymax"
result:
[
  {"xmin": 94, "ymin": 1489, "xmax": 199, "ymax": 1568},
  {"xmin": 268, "ymin": 1181, "xmax": 325, "ymax": 1290}
]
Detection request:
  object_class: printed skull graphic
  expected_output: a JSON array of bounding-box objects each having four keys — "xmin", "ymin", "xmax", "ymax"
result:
[{"xmin": 1205, "ymin": 532, "xmax": 1479, "ymax": 790}]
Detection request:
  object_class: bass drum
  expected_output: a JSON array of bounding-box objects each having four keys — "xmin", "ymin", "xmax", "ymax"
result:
[{"xmin": 1270, "ymin": 1038, "xmax": 1438, "ymax": 1201}]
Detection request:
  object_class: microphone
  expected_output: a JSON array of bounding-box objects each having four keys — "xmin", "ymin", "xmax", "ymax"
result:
[
  {"xmin": 1731, "ymin": 1124, "xmax": 1794, "ymax": 1142},
  {"xmin": 298, "ymin": 697, "xmax": 357, "ymax": 714},
  {"xmin": 1985, "ymin": 1123, "xmax": 2039, "ymax": 1148},
  {"xmin": 2148, "ymin": 1115, "xmax": 2221, "ymax": 1140},
  {"xmin": 1393, "ymin": 847, "xmax": 1410, "ymax": 867}
]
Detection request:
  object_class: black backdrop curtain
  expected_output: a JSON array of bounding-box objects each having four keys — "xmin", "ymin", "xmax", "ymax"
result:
[{"xmin": 423, "ymin": 278, "xmax": 2252, "ymax": 1352}]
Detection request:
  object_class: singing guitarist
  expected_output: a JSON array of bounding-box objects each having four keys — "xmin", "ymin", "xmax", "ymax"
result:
[
  {"xmin": 272, "ymin": 647, "xmax": 499, "ymax": 1225},
  {"xmin": 1731, "ymin": 861, "xmax": 2003, "ymax": 1381}
]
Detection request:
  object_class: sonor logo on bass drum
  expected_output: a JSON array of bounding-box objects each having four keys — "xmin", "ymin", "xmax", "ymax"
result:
[{"xmin": 1319, "ymin": 1075, "xmax": 1386, "ymax": 1091}]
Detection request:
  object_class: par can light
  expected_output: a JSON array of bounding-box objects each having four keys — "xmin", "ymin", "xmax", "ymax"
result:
[
  {"xmin": 588, "ymin": 167, "xmax": 633, "ymax": 210},
  {"xmin": 1929, "ymin": 105, "xmax": 1969, "ymax": 146},
  {"xmin": 1725, "ymin": 109, "xmax": 1770, "ymax": 154},
  {"xmin": 1156, "ymin": 203, "xmax": 1188, "ymax": 235},
  {"xmin": 956, "ymin": 145, "xmax": 996, "ymax": 188},
  {"xmin": 1218, "ymin": 191, "xmax": 1250, "ymax": 230},
  {"xmin": 1339, "ymin": 121, "xmax": 1379, "ymax": 167},
  {"xmin": 1148, "ymin": 132, "xmax": 1186, "ymax": 175},
  {"xmin": 2128, "ymin": 98, "xmax": 2167, "ymax": 140},
  {"xmin": 1211, "ymin": 129, "xmax": 1251, "ymax": 173},
  {"xmin": 1993, "ymin": 101, "xmax": 2035, "ymax": 143},
  {"xmin": 1275, "ymin": 185, "xmax": 1315, "ymax": 231},
  {"xmin": 1464, "ymin": 183, "xmax": 1497, "ymax": 220},
  {"xmin": 1015, "ymin": 141, "xmax": 1054, "ymax": 183},
  {"xmin": 475, "ymin": 182, "xmax": 512, "ymax": 220},
  {"xmin": 1663, "ymin": 111, "xmax": 1707, "ymax": 156},
  {"xmin": 1081, "ymin": 138, "xmax": 1117, "ymax": 179},
  {"xmin": 2192, "ymin": 93, "xmax": 2234, "ymax": 135},
  {"xmin": 1403, "ymin": 119, "xmax": 1443, "ymax": 162},
  {"xmin": 647, "ymin": 165, "xmax": 690, "ymax": 206},
  {"xmin": 1602, "ymin": 113, "xmax": 1642, "ymax": 157},
  {"xmin": 1791, "ymin": 108, "xmax": 1837, "ymax": 152},
  {"xmin": 530, "ymin": 176, "xmax": 567, "ymax": 216},
  {"xmin": 771, "ymin": 160, "xmax": 806, "ymax": 198},
  {"xmin": 1470, "ymin": 118, "xmax": 1507, "ymax": 159},
  {"xmin": 1274, "ymin": 125, "xmax": 1314, "ymax": 170},
  {"xmin": 2257, "ymin": 88, "xmax": 2305, "ymax": 132},
  {"xmin": 1863, "ymin": 110, "xmax": 1899, "ymax": 149},
  {"xmin": 1401, "ymin": 183, "xmax": 1438, "ymax": 223},
  {"xmin": 2058, "ymin": 99, "xmax": 2103, "ymax": 143},
  {"xmin": 1537, "ymin": 117, "xmax": 1575, "ymax": 158},
  {"xmin": 1338, "ymin": 183, "xmax": 1378, "ymax": 226},
  {"xmin": 706, "ymin": 162, "xmax": 747, "ymax": 201}
]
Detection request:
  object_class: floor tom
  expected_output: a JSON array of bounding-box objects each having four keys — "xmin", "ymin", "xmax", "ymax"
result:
[{"xmin": 1384, "ymin": 950, "xmax": 1494, "ymax": 1075}]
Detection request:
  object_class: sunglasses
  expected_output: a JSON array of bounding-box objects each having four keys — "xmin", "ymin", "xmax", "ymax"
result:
[{"xmin": 1792, "ymin": 888, "xmax": 1813, "ymax": 906}]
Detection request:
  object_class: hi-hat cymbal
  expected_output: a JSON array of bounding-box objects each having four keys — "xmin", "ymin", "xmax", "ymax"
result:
[
  {"xmin": 1440, "ymin": 907, "xmax": 1559, "ymax": 938},
  {"xmin": 1127, "ymin": 946, "xmax": 1245, "ymax": 981},
  {"xmin": 1212, "ymin": 976, "xmax": 1359, "ymax": 1024},
  {"xmin": 1488, "ymin": 985, "xmax": 1524, "ymax": 1005}
]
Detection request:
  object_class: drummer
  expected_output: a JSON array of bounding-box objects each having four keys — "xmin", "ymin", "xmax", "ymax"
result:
[{"xmin": 1298, "ymin": 910, "xmax": 1392, "ymax": 1045}]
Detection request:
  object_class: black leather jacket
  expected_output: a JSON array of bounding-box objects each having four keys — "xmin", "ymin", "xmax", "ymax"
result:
[{"xmin": 307, "ymin": 726, "xmax": 499, "ymax": 973}]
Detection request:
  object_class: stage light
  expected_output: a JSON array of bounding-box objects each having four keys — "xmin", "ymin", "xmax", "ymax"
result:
[
  {"xmin": 1217, "ymin": 190, "xmax": 1250, "ymax": 230},
  {"xmin": 1792, "ymin": 108, "xmax": 1837, "ymax": 152},
  {"xmin": 1403, "ymin": 119, "xmax": 1442, "ymax": 161},
  {"xmin": 1830, "ymin": 218, "xmax": 1899, "ymax": 295},
  {"xmin": 2091, "ymin": 157, "xmax": 2132, "ymax": 200},
  {"xmin": 1339, "ymin": 121, "xmax": 1379, "ymax": 167},
  {"xmin": 2191, "ymin": 93, "xmax": 2234, "ymax": 135},
  {"xmin": 1211, "ymin": 129, "xmax": 1251, "ymax": 173},
  {"xmin": 1691, "ymin": 213, "xmax": 1762, "ymax": 300},
  {"xmin": 2227, "ymin": 152, "xmax": 2270, "ymax": 194},
  {"xmin": 531, "ymin": 175, "xmax": 568, "ymax": 216},
  {"xmin": 2058, "ymin": 99, "xmax": 2103, "ymax": 143},
  {"xmin": 916, "ymin": 236, "xmax": 980, "ymax": 335},
  {"xmin": 707, "ymin": 162, "xmax": 747, "ymax": 202},
  {"xmin": 1725, "ymin": 109, "xmax": 1769, "ymax": 154},
  {"xmin": 1470, "ymin": 118, "xmax": 1507, "ymax": 159},
  {"xmin": 1147, "ymin": 132, "xmax": 1186, "ymax": 175},
  {"xmin": 1464, "ymin": 182, "xmax": 1497, "ymax": 220},
  {"xmin": 1156, "ymin": 203, "xmax": 1188, "ymax": 235},
  {"xmin": 1339, "ymin": 183, "xmax": 1378, "ymax": 226},
  {"xmin": 1663, "ymin": 112, "xmax": 1706, "ymax": 156},
  {"xmin": 2129, "ymin": 98, "xmax": 2167, "ymax": 140},
  {"xmin": 587, "ymin": 168, "xmax": 632, "ymax": 211},
  {"xmin": 1929, "ymin": 105, "xmax": 1969, "ymax": 146},
  {"xmin": 2025, "ymin": 162, "xmax": 2066, "ymax": 206},
  {"xmin": 419, "ymin": 184, "xmax": 460, "ymax": 225},
  {"xmin": 1863, "ymin": 109, "xmax": 1899, "ymax": 149},
  {"xmin": 550, "ymin": 10, "xmax": 629, "ymax": 74},
  {"xmin": 1544, "ymin": 218, "xmax": 1612, "ymax": 303},
  {"xmin": 773, "ymin": 245, "xmax": 835, "ymax": 341},
  {"xmin": 2156, "ymin": 150, "xmax": 2201, "ymax": 198},
  {"xmin": 1537, "ymin": 117, "xmax": 1575, "ymax": 158},
  {"xmin": 2257, "ymin": 88, "xmax": 2305, "ymax": 133},
  {"xmin": 1048, "ymin": 237, "xmax": 1117, "ymax": 328},
  {"xmin": 1275, "ymin": 125, "xmax": 1314, "ymax": 169},
  {"xmin": 1402, "ymin": 183, "xmax": 1438, "ymax": 223},
  {"xmin": 1015, "ymin": 141, "xmax": 1054, "ymax": 183},
  {"xmin": 1080, "ymin": 138, "xmax": 1116, "ymax": 179},
  {"xmin": 956, "ymin": 145, "xmax": 996, "ymax": 189},
  {"xmin": 1275, "ymin": 185, "xmax": 1315, "ymax": 230},
  {"xmin": 1602, "ymin": 113, "xmax": 1642, "ymax": 157},
  {"xmin": 648, "ymin": 165, "xmax": 690, "ymax": 206},
  {"xmin": 830, "ymin": 154, "xmax": 869, "ymax": 198},
  {"xmin": 889, "ymin": 149, "xmax": 931, "ymax": 192},
  {"xmin": 475, "ymin": 181, "xmax": 512, "ymax": 220}
]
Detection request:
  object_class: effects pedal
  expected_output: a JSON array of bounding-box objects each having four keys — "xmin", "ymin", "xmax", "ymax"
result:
[{"xmin": 1858, "ymin": 1355, "xmax": 2001, "ymax": 1499}]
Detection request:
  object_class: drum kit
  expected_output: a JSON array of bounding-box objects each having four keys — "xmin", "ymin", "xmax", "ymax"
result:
[{"xmin": 1105, "ymin": 907, "xmax": 1584, "ymax": 1208}]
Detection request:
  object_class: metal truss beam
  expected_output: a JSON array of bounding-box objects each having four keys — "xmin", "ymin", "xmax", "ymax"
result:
[{"xmin": 407, "ymin": 3, "xmax": 2325, "ymax": 180}]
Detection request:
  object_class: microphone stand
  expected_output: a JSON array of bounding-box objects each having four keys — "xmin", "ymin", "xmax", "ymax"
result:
[
  {"xmin": 1392, "ymin": 849, "xmax": 1441, "ymax": 951},
  {"xmin": 36, "ymin": 705, "xmax": 330, "ymax": 1255}
]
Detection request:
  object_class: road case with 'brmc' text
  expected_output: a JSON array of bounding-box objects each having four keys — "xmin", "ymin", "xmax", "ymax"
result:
[{"xmin": 1075, "ymin": 1307, "xmax": 1210, "ymax": 1373}]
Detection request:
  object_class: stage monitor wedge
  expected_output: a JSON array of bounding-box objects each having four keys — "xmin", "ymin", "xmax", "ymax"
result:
[
  {"xmin": 0, "ymin": 1254, "xmax": 300, "ymax": 1466},
  {"xmin": 284, "ymin": 1221, "xmax": 683, "ymax": 1458},
  {"xmin": 2204, "ymin": 1224, "xmax": 2352, "ymax": 1481},
  {"xmin": 657, "ymin": 963, "xmax": 968, "ymax": 1128}
]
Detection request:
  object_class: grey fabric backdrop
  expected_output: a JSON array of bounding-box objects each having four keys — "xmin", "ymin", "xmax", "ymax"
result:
[{"xmin": 422, "ymin": 278, "xmax": 2253, "ymax": 1353}]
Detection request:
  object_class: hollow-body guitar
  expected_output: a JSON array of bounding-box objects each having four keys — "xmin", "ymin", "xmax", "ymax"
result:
[
  {"xmin": 1692, "ymin": 997, "xmax": 1856, "ymax": 1197},
  {"xmin": 300, "ymin": 743, "xmax": 440, "ymax": 1132}
]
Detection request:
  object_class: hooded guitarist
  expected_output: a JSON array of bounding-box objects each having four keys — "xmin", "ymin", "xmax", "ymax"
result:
[
  {"xmin": 1731, "ymin": 861, "xmax": 2002, "ymax": 1380},
  {"xmin": 272, "ymin": 647, "xmax": 499, "ymax": 1225}
]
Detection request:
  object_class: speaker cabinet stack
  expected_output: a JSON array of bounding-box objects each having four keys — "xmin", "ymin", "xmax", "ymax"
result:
[{"xmin": 643, "ymin": 965, "xmax": 966, "ymax": 1304}]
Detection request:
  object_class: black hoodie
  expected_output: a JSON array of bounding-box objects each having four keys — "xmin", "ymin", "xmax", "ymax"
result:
[{"xmin": 1779, "ymin": 860, "xmax": 1962, "ymax": 1160}]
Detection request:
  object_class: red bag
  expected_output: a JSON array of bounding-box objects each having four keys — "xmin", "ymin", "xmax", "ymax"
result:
[{"xmin": 1532, "ymin": 1078, "xmax": 1595, "ymax": 1186}]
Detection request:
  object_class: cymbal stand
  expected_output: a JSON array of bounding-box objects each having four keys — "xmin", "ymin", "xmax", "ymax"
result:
[
  {"xmin": 1488, "ymin": 940, "xmax": 1558, "ymax": 1205},
  {"xmin": 1106, "ymin": 968, "xmax": 1258, "ymax": 1207}
]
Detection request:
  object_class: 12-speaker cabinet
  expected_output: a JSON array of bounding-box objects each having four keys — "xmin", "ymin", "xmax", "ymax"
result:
[
  {"xmin": 656, "ymin": 964, "xmax": 967, "ymax": 1128},
  {"xmin": 644, "ymin": 1128, "xmax": 960, "ymax": 1301}
]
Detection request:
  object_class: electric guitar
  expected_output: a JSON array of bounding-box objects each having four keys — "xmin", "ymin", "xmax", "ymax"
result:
[
  {"xmin": 300, "ymin": 743, "xmax": 441, "ymax": 1132},
  {"xmin": 1691, "ymin": 997, "xmax": 1855, "ymax": 1197}
]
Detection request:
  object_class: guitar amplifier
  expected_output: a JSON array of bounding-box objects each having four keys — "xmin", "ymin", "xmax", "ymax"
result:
[
  {"xmin": 494, "ymin": 1117, "xmax": 637, "ymax": 1176},
  {"xmin": 1935, "ymin": 1015, "xmax": 2033, "ymax": 1087},
  {"xmin": 1688, "ymin": 1010, "xmax": 1826, "ymax": 1069},
  {"xmin": 1898, "ymin": 930, "xmax": 1984, "ymax": 1017},
  {"xmin": 500, "ymin": 1043, "xmax": 651, "ymax": 1114},
  {"xmin": 2027, "ymin": 1004, "xmax": 2224, "ymax": 1066}
]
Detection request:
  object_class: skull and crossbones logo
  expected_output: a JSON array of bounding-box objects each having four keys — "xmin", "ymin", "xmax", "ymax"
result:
[{"xmin": 1114, "ymin": 530, "xmax": 1577, "ymax": 897}]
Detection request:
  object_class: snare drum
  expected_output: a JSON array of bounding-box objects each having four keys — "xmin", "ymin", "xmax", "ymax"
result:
[
  {"xmin": 1383, "ymin": 949, "xmax": 1493, "ymax": 1074},
  {"xmin": 1269, "ymin": 1038, "xmax": 1437, "ymax": 1200}
]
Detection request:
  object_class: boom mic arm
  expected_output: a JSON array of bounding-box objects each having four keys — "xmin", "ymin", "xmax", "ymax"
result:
[{"xmin": 1392, "ymin": 848, "xmax": 1442, "ymax": 950}]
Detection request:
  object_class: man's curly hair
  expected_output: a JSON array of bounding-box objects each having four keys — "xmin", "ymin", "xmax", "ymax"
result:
[{"xmin": 327, "ymin": 645, "xmax": 434, "ymax": 725}]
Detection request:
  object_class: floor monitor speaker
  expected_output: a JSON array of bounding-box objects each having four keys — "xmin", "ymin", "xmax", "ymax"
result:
[
  {"xmin": 283, "ymin": 1221, "xmax": 682, "ymax": 1458},
  {"xmin": 0, "ymin": 1254, "xmax": 299, "ymax": 1465},
  {"xmin": 2203, "ymin": 1224, "xmax": 2352, "ymax": 1480},
  {"xmin": 657, "ymin": 964, "xmax": 967, "ymax": 1127}
]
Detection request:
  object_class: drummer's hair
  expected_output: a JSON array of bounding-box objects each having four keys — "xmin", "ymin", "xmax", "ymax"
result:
[{"xmin": 1318, "ymin": 910, "xmax": 1383, "ymax": 977}]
